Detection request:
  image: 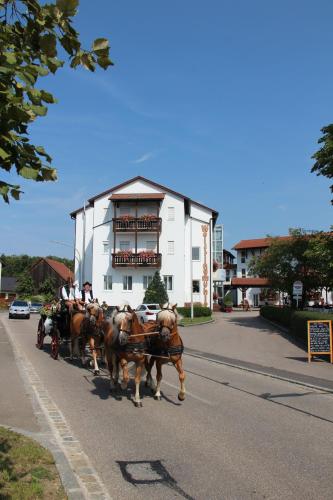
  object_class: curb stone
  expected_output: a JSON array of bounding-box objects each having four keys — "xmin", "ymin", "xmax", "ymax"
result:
[
  {"xmin": 179, "ymin": 319, "xmax": 215, "ymax": 328},
  {"xmin": 0, "ymin": 316, "xmax": 112, "ymax": 500}
]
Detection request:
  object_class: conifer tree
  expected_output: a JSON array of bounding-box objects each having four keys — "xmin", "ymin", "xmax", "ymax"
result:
[{"xmin": 143, "ymin": 271, "xmax": 169, "ymax": 304}]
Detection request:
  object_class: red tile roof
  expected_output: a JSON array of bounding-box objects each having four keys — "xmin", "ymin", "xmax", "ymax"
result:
[
  {"xmin": 232, "ymin": 278, "xmax": 270, "ymax": 286},
  {"xmin": 31, "ymin": 258, "xmax": 74, "ymax": 281},
  {"xmin": 233, "ymin": 236, "xmax": 291, "ymax": 250},
  {"xmin": 45, "ymin": 259, "xmax": 73, "ymax": 281}
]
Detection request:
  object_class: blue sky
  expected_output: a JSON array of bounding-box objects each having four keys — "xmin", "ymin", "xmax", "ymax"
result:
[{"xmin": 1, "ymin": 0, "xmax": 332, "ymax": 258}]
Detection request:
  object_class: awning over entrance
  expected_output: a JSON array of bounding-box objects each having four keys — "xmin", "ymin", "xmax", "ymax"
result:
[{"xmin": 231, "ymin": 278, "xmax": 270, "ymax": 287}]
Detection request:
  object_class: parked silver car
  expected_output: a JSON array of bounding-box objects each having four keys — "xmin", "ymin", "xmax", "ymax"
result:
[
  {"xmin": 9, "ymin": 300, "xmax": 30, "ymax": 319},
  {"xmin": 135, "ymin": 304, "xmax": 160, "ymax": 323},
  {"xmin": 29, "ymin": 302, "xmax": 43, "ymax": 313}
]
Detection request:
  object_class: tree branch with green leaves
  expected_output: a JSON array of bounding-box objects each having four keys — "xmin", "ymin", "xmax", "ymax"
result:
[
  {"xmin": 0, "ymin": 0, "xmax": 113, "ymax": 202},
  {"xmin": 311, "ymin": 124, "xmax": 333, "ymax": 205}
]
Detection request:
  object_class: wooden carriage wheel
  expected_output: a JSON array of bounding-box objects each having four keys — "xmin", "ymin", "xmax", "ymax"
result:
[
  {"xmin": 36, "ymin": 319, "xmax": 45, "ymax": 349},
  {"xmin": 51, "ymin": 330, "xmax": 60, "ymax": 360}
]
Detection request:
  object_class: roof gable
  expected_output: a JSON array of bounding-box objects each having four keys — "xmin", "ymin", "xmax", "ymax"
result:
[
  {"xmin": 70, "ymin": 175, "xmax": 218, "ymax": 219},
  {"xmin": 31, "ymin": 258, "xmax": 73, "ymax": 281}
]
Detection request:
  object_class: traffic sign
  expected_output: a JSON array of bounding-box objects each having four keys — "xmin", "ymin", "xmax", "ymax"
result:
[{"xmin": 293, "ymin": 281, "xmax": 303, "ymax": 296}]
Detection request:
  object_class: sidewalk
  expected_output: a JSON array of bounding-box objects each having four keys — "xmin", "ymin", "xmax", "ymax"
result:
[
  {"xmin": 0, "ymin": 315, "xmax": 89, "ymax": 499},
  {"xmin": 181, "ymin": 311, "xmax": 333, "ymax": 391}
]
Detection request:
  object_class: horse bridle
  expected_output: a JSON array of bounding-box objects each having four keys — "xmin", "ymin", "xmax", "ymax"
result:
[{"xmin": 157, "ymin": 308, "xmax": 177, "ymax": 335}]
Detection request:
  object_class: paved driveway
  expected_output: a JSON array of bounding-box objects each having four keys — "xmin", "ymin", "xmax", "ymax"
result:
[{"xmin": 181, "ymin": 311, "xmax": 333, "ymax": 384}]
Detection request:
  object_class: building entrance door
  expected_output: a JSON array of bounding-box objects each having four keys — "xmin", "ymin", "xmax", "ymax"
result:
[{"xmin": 253, "ymin": 294, "xmax": 259, "ymax": 307}]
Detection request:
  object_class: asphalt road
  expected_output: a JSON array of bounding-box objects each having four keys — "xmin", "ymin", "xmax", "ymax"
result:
[{"xmin": 2, "ymin": 313, "xmax": 333, "ymax": 499}]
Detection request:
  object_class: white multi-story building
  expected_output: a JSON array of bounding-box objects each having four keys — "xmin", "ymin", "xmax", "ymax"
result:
[{"xmin": 70, "ymin": 176, "xmax": 218, "ymax": 308}]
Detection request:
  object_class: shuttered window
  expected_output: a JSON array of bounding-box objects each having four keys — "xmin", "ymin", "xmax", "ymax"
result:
[
  {"xmin": 167, "ymin": 241, "xmax": 174, "ymax": 254},
  {"xmin": 167, "ymin": 207, "xmax": 175, "ymax": 221}
]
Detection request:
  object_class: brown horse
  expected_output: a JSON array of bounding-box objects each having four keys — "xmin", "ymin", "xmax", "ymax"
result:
[
  {"xmin": 104, "ymin": 305, "xmax": 156, "ymax": 407},
  {"xmin": 70, "ymin": 303, "xmax": 104, "ymax": 375},
  {"xmin": 145, "ymin": 303, "xmax": 185, "ymax": 401}
]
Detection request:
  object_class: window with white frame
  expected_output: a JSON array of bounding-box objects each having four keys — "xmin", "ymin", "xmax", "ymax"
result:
[
  {"xmin": 163, "ymin": 275, "xmax": 173, "ymax": 291},
  {"xmin": 143, "ymin": 275, "xmax": 153, "ymax": 290},
  {"xmin": 103, "ymin": 275, "xmax": 112, "ymax": 290},
  {"xmin": 146, "ymin": 241, "xmax": 156, "ymax": 250},
  {"xmin": 167, "ymin": 207, "xmax": 175, "ymax": 221},
  {"xmin": 192, "ymin": 247, "xmax": 200, "ymax": 260},
  {"xmin": 241, "ymin": 268, "xmax": 246, "ymax": 278},
  {"xmin": 123, "ymin": 275, "xmax": 133, "ymax": 291},
  {"xmin": 167, "ymin": 241, "xmax": 174, "ymax": 254},
  {"xmin": 103, "ymin": 241, "xmax": 110, "ymax": 254},
  {"xmin": 192, "ymin": 280, "xmax": 200, "ymax": 293},
  {"xmin": 120, "ymin": 241, "xmax": 131, "ymax": 250}
]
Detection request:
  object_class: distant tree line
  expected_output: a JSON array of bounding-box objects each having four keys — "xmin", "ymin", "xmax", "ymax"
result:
[{"xmin": 0, "ymin": 254, "xmax": 74, "ymax": 277}]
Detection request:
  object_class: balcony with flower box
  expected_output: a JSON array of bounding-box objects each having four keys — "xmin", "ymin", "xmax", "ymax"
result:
[
  {"xmin": 112, "ymin": 250, "xmax": 162, "ymax": 268},
  {"xmin": 113, "ymin": 214, "xmax": 162, "ymax": 233}
]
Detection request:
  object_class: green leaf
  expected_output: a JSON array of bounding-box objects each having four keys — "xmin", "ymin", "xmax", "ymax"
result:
[
  {"xmin": 17, "ymin": 71, "xmax": 36, "ymax": 86},
  {"xmin": 0, "ymin": 147, "xmax": 10, "ymax": 160},
  {"xmin": 34, "ymin": 66, "xmax": 50, "ymax": 77},
  {"xmin": 4, "ymin": 52, "xmax": 17, "ymax": 65},
  {"xmin": 30, "ymin": 105, "xmax": 47, "ymax": 116},
  {"xmin": 97, "ymin": 55, "xmax": 113, "ymax": 70},
  {"xmin": 36, "ymin": 146, "xmax": 52, "ymax": 162},
  {"xmin": 40, "ymin": 34, "xmax": 57, "ymax": 57},
  {"xmin": 40, "ymin": 90, "xmax": 57, "ymax": 104},
  {"xmin": 41, "ymin": 167, "xmax": 57, "ymax": 181},
  {"xmin": 56, "ymin": 0, "xmax": 79, "ymax": 16},
  {"xmin": 28, "ymin": 88, "xmax": 42, "ymax": 105},
  {"xmin": 19, "ymin": 166, "xmax": 39, "ymax": 180},
  {"xmin": 93, "ymin": 38, "xmax": 109, "ymax": 53},
  {"xmin": 10, "ymin": 189, "xmax": 21, "ymax": 200}
]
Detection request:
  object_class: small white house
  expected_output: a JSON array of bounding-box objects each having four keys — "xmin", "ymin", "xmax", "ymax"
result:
[
  {"xmin": 70, "ymin": 176, "xmax": 218, "ymax": 308},
  {"xmin": 232, "ymin": 236, "xmax": 333, "ymax": 306}
]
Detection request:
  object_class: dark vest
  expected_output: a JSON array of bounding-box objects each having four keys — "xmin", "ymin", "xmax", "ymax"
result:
[{"xmin": 81, "ymin": 289, "xmax": 93, "ymax": 302}]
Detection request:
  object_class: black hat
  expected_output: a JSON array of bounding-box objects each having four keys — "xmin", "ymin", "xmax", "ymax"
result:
[{"xmin": 83, "ymin": 281, "xmax": 91, "ymax": 286}]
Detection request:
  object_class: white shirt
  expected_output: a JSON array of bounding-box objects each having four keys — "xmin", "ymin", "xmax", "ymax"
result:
[
  {"xmin": 83, "ymin": 290, "xmax": 93, "ymax": 304},
  {"xmin": 61, "ymin": 285, "xmax": 80, "ymax": 301}
]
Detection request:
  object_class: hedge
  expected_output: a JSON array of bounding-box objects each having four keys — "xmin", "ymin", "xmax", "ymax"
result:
[
  {"xmin": 260, "ymin": 306, "xmax": 333, "ymax": 345},
  {"xmin": 177, "ymin": 306, "xmax": 212, "ymax": 318}
]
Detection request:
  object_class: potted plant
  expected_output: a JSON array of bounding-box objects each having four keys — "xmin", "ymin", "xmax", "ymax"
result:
[
  {"xmin": 221, "ymin": 291, "xmax": 233, "ymax": 312},
  {"xmin": 117, "ymin": 249, "xmax": 133, "ymax": 262},
  {"xmin": 140, "ymin": 214, "xmax": 156, "ymax": 221},
  {"xmin": 138, "ymin": 250, "xmax": 155, "ymax": 264}
]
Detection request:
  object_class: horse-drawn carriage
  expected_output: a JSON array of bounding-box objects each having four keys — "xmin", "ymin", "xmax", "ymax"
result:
[
  {"xmin": 36, "ymin": 301, "xmax": 186, "ymax": 406},
  {"xmin": 36, "ymin": 302, "xmax": 71, "ymax": 360},
  {"xmin": 36, "ymin": 302, "xmax": 105, "ymax": 369}
]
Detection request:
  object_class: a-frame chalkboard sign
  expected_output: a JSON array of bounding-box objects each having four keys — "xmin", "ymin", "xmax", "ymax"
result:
[{"xmin": 307, "ymin": 320, "xmax": 333, "ymax": 363}]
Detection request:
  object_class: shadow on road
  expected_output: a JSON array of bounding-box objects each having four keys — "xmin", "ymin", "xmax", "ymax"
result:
[{"xmin": 223, "ymin": 314, "xmax": 279, "ymax": 334}]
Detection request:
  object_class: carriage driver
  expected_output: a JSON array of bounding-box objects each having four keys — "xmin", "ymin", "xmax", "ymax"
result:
[
  {"xmin": 60, "ymin": 276, "xmax": 81, "ymax": 313},
  {"xmin": 81, "ymin": 281, "xmax": 95, "ymax": 305}
]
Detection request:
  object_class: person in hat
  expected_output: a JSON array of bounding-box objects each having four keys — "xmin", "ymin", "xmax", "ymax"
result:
[
  {"xmin": 60, "ymin": 276, "xmax": 81, "ymax": 313},
  {"xmin": 81, "ymin": 281, "xmax": 94, "ymax": 305}
]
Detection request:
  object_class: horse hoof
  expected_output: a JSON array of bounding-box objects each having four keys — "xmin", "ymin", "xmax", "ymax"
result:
[
  {"xmin": 178, "ymin": 394, "xmax": 185, "ymax": 401},
  {"xmin": 94, "ymin": 370, "xmax": 100, "ymax": 375},
  {"xmin": 154, "ymin": 395, "xmax": 161, "ymax": 401},
  {"xmin": 134, "ymin": 401, "xmax": 143, "ymax": 408}
]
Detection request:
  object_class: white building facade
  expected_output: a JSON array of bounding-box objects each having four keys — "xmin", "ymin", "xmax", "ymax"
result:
[
  {"xmin": 232, "ymin": 237, "xmax": 333, "ymax": 307},
  {"xmin": 70, "ymin": 176, "xmax": 218, "ymax": 308}
]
